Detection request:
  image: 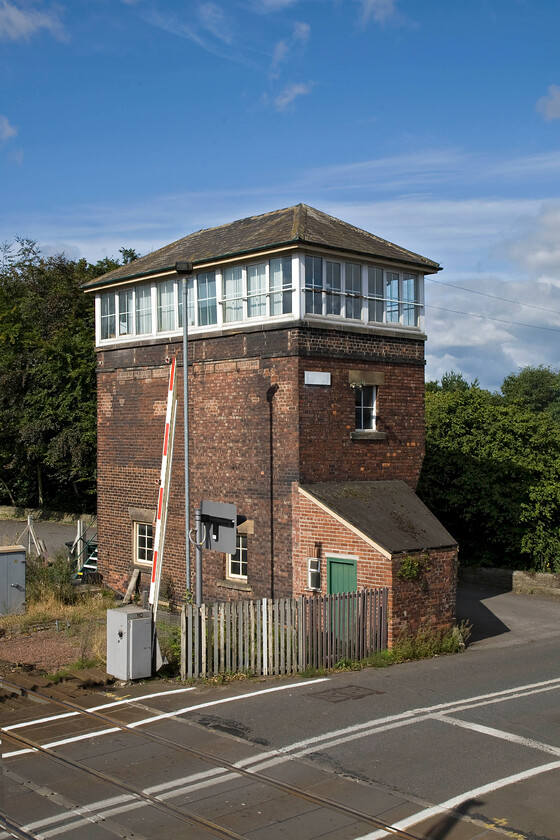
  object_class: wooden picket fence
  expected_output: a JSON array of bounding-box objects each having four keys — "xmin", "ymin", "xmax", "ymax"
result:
[{"xmin": 180, "ymin": 588, "xmax": 388, "ymax": 680}]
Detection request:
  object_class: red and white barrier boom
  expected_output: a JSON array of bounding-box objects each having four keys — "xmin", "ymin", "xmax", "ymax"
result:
[{"xmin": 149, "ymin": 357, "xmax": 178, "ymax": 612}]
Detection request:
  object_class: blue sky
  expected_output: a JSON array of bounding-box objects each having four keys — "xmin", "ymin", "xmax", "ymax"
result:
[{"xmin": 2, "ymin": 0, "xmax": 560, "ymax": 390}]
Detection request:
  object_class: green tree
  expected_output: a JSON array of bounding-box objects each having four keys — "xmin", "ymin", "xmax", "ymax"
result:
[
  {"xmin": 0, "ymin": 240, "xmax": 120, "ymax": 510},
  {"xmin": 425, "ymin": 370, "xmax": 474, "ymax": 394},
  {"xmin": 418, "ymin": 374, "xmax": 560, "ymax": 572},
  {"xmin": 501, "ymin": 365, "xmax": 560, "ymax": 416},
  {"xmin": 119, "ymin": 247, "xmax": 140, "ymax": 264}
]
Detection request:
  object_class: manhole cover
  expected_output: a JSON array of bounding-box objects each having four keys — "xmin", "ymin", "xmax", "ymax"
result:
[{"xmin": 311, "ymin": 685, "xmax": 384, "ymax": 703}]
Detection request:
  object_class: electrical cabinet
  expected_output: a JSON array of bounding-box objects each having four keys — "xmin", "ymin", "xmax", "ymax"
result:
[
  {"xmin": 0, "ymin": 545, "xmax": 26, "ymax": 616},
  {"xmin": 106, "ymin": 606, "xmax": 152, "ymax": 680}
]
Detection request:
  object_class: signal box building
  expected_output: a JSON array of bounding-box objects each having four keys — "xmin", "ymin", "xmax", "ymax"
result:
[{"xmin": 84, "ymin": 205, "xmax": 457, "ymax": 642}]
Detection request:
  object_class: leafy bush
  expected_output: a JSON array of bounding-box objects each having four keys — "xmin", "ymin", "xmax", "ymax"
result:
[
  {"xmin": 397, "ymin": 553, "xmax": 430, "ymax": 582},
  {"xmin": 26, "ymin": 553, "xmax": 77, "ymax": 605}
]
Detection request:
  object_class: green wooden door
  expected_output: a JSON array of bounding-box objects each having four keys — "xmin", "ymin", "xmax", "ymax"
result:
[{"xmin": 327, "ymin": 557, "xmax": 357, "ymax": 594}]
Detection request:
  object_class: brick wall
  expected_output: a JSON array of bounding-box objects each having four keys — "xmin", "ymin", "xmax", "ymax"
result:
[
  {"xmin": 391, "ymin": 549, "xmax": 458, "ymax": 638},
  {"xmin": 298, "ymin": 358, "xmax": 425, "ymax": 486},
  {"xmin": 96, "ymin": 322, "xmax": 426, "ymax": 601}
]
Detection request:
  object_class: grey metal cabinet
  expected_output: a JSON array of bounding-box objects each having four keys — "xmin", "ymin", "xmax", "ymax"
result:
[
  {"xmin": 0, "ymin": 545, "xmax": 26, "ymax": 615},
  {"xmin": 106, "ymin": 606, "xmax": 152, "ymax": 680}
]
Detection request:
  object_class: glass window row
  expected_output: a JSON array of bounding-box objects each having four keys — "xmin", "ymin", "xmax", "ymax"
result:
[
  {"xmin": 98, "ymin": 255, "xmax": 423, "ymax": 342},
  {"xmin": 99, "ymin": 257, "xmax": 293, "ymax": 341},
  {"xmin": 304, "ymin": 257, "xmax": 421, "ymax": 327}
]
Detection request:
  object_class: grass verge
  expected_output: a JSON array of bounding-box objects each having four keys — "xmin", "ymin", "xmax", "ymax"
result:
[
  {"xmin": 300, "ymin": 621, "xmax": 472, "ymax": 678},
  {"xmin": 1, "ymin": 553, "xmax": 115, "ymax": 672}
]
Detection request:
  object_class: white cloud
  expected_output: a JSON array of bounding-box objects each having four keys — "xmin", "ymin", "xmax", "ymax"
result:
[
  {"xmin": 270, "ymin": 20, "xmax": 310, "ymax": 77},
  {"xmin": 536, "ymin": 84, "xmax": 560, "ymax": 121},
  {"xmin": 271, "ymin": 39, "xmax": 289, "ymax": 76},
  {"xmin": 358, "ymin": 0, "xmax": 398, "ymax": 24},
  {"xmin": 0, "ymin": 114, "xmax": 17, "ymax": 142},
  {"xmin": 501, "ymin": 203, "xmax": 560, "ymax": 280},
  {"xmin": 293, "ymin": 20, "xmax": 310, "ymax": 43},
  {"xmin": 198, "ymin": 2, "xmax": 233, "ymax": 44},
  {"xmin": 144, "ymin": 8, "xmax": 252, "ymax": 66},
  {"xmin": 274, "ymin": 81, "xmax": 314, "ymax": 110},
  {"xmin": 252, "ymin": 0, "xmax": 300, "ymax": 10},
  {"xmin": 0, "ymin": 0, "xmax": 65, "ymax": 41}
]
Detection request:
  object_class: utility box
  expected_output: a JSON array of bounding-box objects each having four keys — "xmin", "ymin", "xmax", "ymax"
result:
[
  {"xmin": 106, "ymin": 606, "xmax": 152, "ymax": 680},
  {"xmin": 0, "ymin": 545, "xmax": 26, "ymax": 616}
]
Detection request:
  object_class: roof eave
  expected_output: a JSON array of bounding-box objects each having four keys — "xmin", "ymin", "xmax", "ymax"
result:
[{"xmin": 83, "ymin": 236, "xmax": 440, "ymax": 293}]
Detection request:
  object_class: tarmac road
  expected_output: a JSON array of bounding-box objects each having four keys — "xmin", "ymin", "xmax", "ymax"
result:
[
  {"xmin": 2, "ymin": 582, "xmax": 560, "ymax": 839},
  {"xmin": 0, "ymin": 518, "xmax": 84, "ymax": 559}
]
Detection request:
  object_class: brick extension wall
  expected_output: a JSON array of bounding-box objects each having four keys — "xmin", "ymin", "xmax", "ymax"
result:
[
  {"xmin": 292, "ymin": 486, "xmax": 457, "ymax": 646},
  {"xmin": 96, "ymin": 322, "xmax": 427, "ymax": 603}
]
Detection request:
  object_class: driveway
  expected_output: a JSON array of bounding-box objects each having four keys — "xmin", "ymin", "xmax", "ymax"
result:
[{"xmin": 456, "ymin": 579, "xmax": 560, "ymax": 648}]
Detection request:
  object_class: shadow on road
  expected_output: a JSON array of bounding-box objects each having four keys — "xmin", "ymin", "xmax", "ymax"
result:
[
  {"xmin": 456, "ymin": 582, "xmax": 510, "ymax": 643},
  {"xmin": 424, "ymin": 798, "xmax": 483, "ymax": 839}
]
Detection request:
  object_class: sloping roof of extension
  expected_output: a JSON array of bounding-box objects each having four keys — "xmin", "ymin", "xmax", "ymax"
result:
[
  {"xmin": 299, "ymin": 480, "xmax": 456, "ymax": 556},
  {"xmin": 83, "ymin": 204, "xmax": 441, "ymax": 290}
]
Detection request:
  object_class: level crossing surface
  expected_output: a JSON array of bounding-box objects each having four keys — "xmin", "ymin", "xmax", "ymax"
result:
[{"xmin": 1, "ymin": 583, "xmax": 559, "ymax": 840}]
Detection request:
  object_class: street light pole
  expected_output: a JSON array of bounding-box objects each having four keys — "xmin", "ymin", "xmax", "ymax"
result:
[{"xmin": 175, "ymin": 261, "xmax": 193, "ymax": 596}]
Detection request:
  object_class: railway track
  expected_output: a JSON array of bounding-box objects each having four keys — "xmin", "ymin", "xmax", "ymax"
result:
[{"xmin": 1, "ymin": 678, "xmax": 428, "ymax": 840}]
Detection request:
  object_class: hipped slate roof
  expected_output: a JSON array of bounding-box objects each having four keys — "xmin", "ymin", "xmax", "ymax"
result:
[
  {"xmin": 83, "ymin": 204, "xmax": 441, "ymax": 290},
  {"xmin": 300, "ymin": 480, "xmax": 456, "ymax": 555}
]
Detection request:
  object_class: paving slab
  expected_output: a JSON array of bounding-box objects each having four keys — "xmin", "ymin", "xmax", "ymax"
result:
[
  {"xmin": 307, "ymin": 775, "xmax": 411, "ymax": 817},
  {"xmin": 219, "ymin": 793, "xmax": 318, "ymax": 834},
  {"xmin": 186, "ymin": 779, "xmax": 284, "ymax": 817},
  {"xmin": 245, "ymin": 802, "xmax": 363, "ymax": 840}
]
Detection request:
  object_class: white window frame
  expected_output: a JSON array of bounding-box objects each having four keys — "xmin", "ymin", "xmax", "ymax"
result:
[
  {"xmin": 222, "ymin": 265, "xmax": 244, "ymax": 323},
  {"xmin": 100, "ymin": 292, "xmax": 116, "ymax": 340},
  {"xmin": 269, "ymin": 256, "xmax": 293, "ymax": 316},
  {"xmin": 247, "ymin": 262, "xmax": 267, "ymax": 319},
  {"xmin": 355, "ymin": 384, "xmax": 377, "ymax": 431},
  {"xmin": 345, "ymin": 262, "xmax": 363, "ymax": 320},
  {"xmin": 227, "ymin": 534, "xmax": 248, "ymax": 581},
  {"xmin": 135, "ymin": 284, "xmax": 153, "ymax": 335},
  {"xmin": 118, "ymin": 288, "xmax": 134, "ymax": 336},
  {"xmin": 157, "ymin": 278, "xmax": 178, "ymax": 333},
  {"xmin": 95, "ymin": 253, "xmax": 421, "ymax": 346},
  {"xmin": 134, "ymin": 521, "xmax": 154, "ymax": 567},
  {"xmin": 196, "ymin": 270, "xmax": 218, "ymax": 327},
  {"xmin": 307, "ymin": 557, "xmax": 321, "ymax": 591}
]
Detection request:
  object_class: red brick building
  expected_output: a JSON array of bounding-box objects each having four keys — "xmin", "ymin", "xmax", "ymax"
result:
[{"xmin": 84, "ymin": 204, "xmax": 457, "ymax": 640}]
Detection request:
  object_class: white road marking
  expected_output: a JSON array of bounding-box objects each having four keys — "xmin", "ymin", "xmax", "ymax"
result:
[
  {"xmin": 242, "ymin": 676, "xmax": 560, "ymax": 766},
  {"xmin": 2, "ymin": 677, "xmax": 330, "ymax": 758},
  {"xmin": 3, "ymin": 685, "xmax": 197, "ymax": 731},
  {"xmin": 355, "ymin": 759, "xmax": 560, "ymax": 840},
  {"xmin": 436, "ymin": 713, "xmax": 560, "ymax": 757},
  {"xmin": 5, "ymin": 676, "xmax": 560, "ymax": 837}
]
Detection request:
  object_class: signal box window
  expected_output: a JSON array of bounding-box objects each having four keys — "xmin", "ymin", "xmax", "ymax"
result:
[
  {"xmin": 228, "ymin": 534, "xmax": 248, "ymax": 580},
  {"xmin": 135, "ymin": 522, "xmax": 154, "ymax": 566},
  {"xmin": 355, "ymin": 385, "xmax": 377, "ymax": 431}
]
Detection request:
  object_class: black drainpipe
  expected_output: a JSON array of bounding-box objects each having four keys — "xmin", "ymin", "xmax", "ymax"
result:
[{"xmin": 266, "ymin": 384, "xmax": 279, "ymax": 598}]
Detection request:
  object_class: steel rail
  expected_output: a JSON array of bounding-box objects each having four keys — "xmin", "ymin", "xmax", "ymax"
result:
[
  {"xmin": 2, "ymin": 727, "xmax": 246, "ymax": 840},
  {"xmin": 0, "ymin": 814, "xmax": 39, "ymax": 840},
  {"xmin": 1, "ymin": 679, "xmax": 426, "ymax": 840}
]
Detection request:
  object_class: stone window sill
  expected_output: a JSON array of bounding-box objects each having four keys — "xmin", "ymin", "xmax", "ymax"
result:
[
  {"xmin": 350, "ymin": 430, "xmax": 387, "ymax": 441},
  {"xmin": 217, "ymin": 579, "xmax": 252, "ymax": 592}
]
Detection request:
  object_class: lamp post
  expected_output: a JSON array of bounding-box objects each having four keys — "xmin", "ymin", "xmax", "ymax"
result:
[{"xmin": 175, "ymin": 261, "xmax": 193, "ymax": 596}]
